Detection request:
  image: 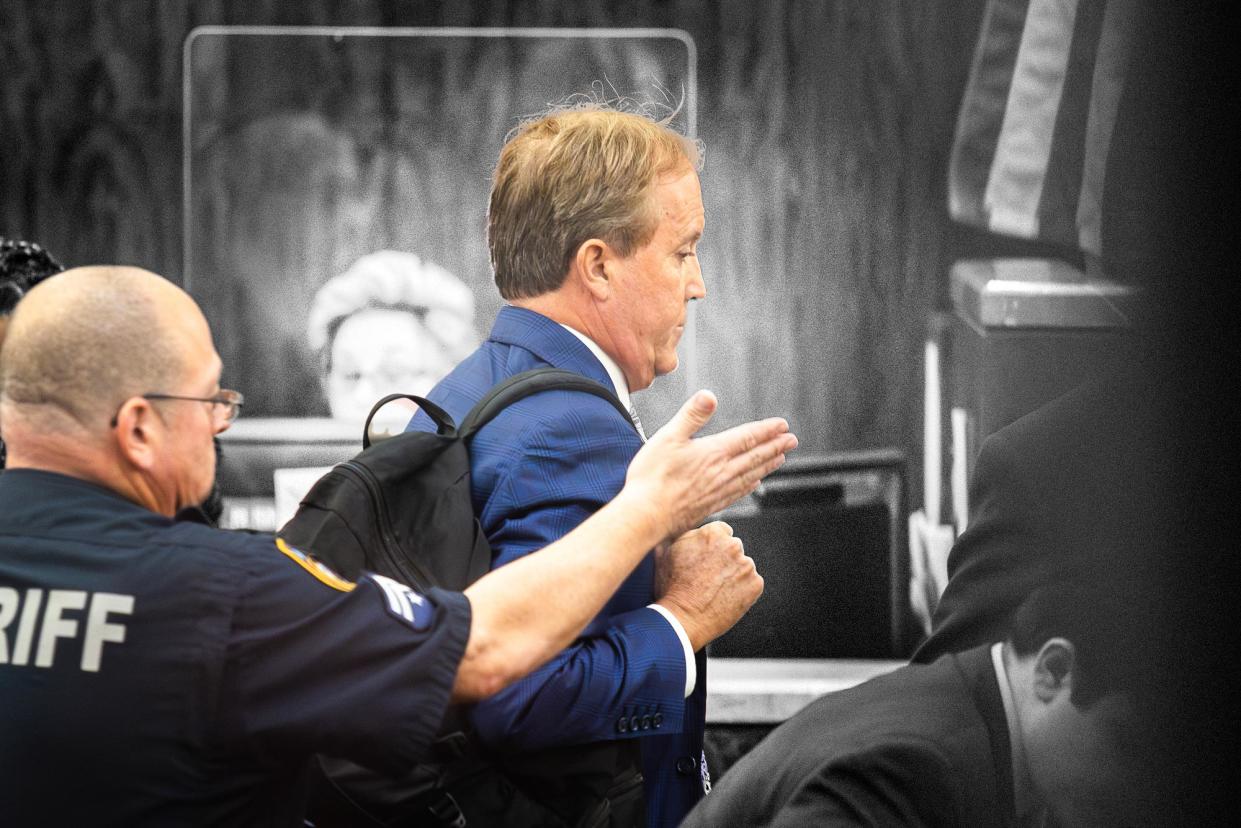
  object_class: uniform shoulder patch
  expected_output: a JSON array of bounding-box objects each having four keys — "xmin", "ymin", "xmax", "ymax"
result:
[
  {"xmin": 369, "ymin": 573, "xmax": 434, "ymax": 631},
  {"xmin": 275, "ymin": 537, "xmax": 355, "ymax": 592}
]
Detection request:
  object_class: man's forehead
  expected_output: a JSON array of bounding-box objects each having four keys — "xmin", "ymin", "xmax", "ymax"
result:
[
  {"xmin": 669, "ymin": 165, "xmax": 701, "ymax": 192},
  {"xmin": 655, "ymin": 171, "xmax": 703, "ymax": 219}
]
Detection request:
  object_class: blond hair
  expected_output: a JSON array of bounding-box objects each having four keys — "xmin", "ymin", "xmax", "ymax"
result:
[{"xmin": 488, "ymin": 104, "xmax": 701, "ymax": 300}]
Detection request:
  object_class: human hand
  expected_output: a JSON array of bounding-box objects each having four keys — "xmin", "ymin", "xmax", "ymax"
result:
[
  {"xmin": 623, "ymin": 390, "xmax": 797, "ymax": 542},
  {"xmin": 654, "ymin": 521, "xmax": 763, "ymax": 651}
]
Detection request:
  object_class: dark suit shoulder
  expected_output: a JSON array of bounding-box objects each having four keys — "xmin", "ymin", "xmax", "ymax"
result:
[
  {"xmin": 688, "ymin": 650, "xmax": 1006, "ymax": 827},
  {"xmin": 768, "ymin": 739, "xmax": 971, "ymax": 827},
  {"xmin": 470, "ymin": 387, "xmax": 637, "ymax": 464}
]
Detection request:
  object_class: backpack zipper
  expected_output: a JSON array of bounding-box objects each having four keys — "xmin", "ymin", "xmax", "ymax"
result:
[{"xmin": 336, "ymin": 461, "xmax": 436, "ymax": 593}]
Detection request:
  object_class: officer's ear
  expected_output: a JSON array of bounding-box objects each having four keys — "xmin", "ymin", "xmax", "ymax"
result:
[{"xmin": 112, "ymin": 396, "xmax": 164, "ymax": 470}]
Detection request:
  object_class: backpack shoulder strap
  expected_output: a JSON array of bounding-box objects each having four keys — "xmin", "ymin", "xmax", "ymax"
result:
[
  {"xmin": 362, "ymin": 392, "xmax": 456, "ymax": 449},
  {"xmin": 459, "ymin": 367, "xmax": 637, "ymax": 439}
]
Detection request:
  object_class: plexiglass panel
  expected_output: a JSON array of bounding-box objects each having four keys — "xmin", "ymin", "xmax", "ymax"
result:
[
  {"xmin": 184, "ymin": 27, "xmax": 696, "ymax": 529},
  {"xmin": 184, "ymin": 27, "xmax": 696, "ymax": 425}
]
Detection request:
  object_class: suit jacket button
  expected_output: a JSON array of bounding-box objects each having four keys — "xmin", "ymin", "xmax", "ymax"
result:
[
  {"xmin": 676, "ymin": 756, "xmax": 696, "ymax": 775},
  {"xmin": 641, "ymin": 715, "xmax": 652, "ymax": 730},
  {"xmin": 652, "ymin": 713, "xmax": 663, "ymax": 728},
  {"xmin": 629, "ymin": 716, "xmax": 641, "ymax": 732},
  {"xmin": 616, "ymin": 717, "xmax": 629, "ymax": 734}
]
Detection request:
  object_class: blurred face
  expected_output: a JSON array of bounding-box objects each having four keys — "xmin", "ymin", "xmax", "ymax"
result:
[
  {"xmin": 604, "ymin": 165, "xmax": 706, "ymax": 391},
  {"xmin": 326, "ymin": 308, "xmax": 454, "ymax": 425},
  {"xmin": 1018, "ymin": 651, "xmax": 1161, "ymax": 827}
]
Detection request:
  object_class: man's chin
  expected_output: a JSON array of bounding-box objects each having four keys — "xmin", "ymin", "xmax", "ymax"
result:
[{"xmin": 653, "ymin": 355, "xmax": 680, "ymax": 379}]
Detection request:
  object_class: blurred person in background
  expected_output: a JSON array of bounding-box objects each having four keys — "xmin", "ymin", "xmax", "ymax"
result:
[
  {"xmin": 306, "ymin": 249, "xmax": 478, "ymax": 436},
  {"xmin": 0, "ymin": 237, "xmax": 65, "ymax": 470},
  {"xmin": 684, "ymin": 578, "xmax": 1174, "ymax": 828}
]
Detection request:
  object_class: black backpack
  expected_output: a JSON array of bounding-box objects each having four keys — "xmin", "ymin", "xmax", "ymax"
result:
[{"xmin": 280, "ymin": 368, "xmax": 643, "ymax": 828}]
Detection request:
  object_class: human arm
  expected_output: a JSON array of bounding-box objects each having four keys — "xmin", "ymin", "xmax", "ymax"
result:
[
  {"xmin": 223, "ymin": 391, "xmax": 786, "ymax": 768},
  {"xmin": 227, "ymin": 534, "xmax": 473, "ymax": 773},
  {"xmin": 452, "ymin": 389, "xmax": 793, "ymax": 703}
]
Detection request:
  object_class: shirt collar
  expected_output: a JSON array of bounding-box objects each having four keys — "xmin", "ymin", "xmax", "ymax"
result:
[
  {"xmin": 558, "ymin": 324, "xmax": 634, "ymax": 411},
  {"xmin": 992, "ymin": 642, "xmax": 1038, "ymax": 821}
]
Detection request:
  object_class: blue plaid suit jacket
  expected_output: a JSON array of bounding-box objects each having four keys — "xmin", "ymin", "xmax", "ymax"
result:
[{"xmin": 407, "ymin": 305, "xmax": 707, "ymax": 826}]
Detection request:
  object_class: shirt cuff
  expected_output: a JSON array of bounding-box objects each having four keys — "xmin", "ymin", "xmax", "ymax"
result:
[{"xmin": 647, "ymin": 603, "xmax": 696, "ymax": 697}]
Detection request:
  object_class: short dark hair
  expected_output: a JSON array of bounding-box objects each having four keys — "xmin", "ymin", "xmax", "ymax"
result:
[
  {"xmin": 1, "ymin": 238, "xmax": 65, "ymax": 469},
  {"xmin": 0, "ymin": 238, "xmax": 65, "ymax": 315},
  {"xmin": 1008, "ymin": 576, "xmax": 1158, "ymax": 709}
]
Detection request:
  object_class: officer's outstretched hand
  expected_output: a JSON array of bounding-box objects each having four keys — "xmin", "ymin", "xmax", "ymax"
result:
[{"xmin": 625, "ymin": 390, "xmax": 796, "ymax": 542}]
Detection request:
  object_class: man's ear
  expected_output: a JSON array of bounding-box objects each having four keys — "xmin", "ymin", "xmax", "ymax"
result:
[
  {"xmin": 113, "ymin": 397, "xmax": 163, "ymax": 471},
  {"xmin": 571, "ymin": 238, "xmax": 614, "ymax": 302},
  {"xmin": 1032, "ymin": 637, "xmax": 1076, "ymax": 703}
]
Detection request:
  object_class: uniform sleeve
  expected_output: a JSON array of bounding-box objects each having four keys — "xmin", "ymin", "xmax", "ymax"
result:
[
  {"xmin": 467, "ymin": 399, "xmax": 688, "ymax": 751},
  {"xmin": 224, "ymin": 538, "xmax": 471, "ymax": 774}
]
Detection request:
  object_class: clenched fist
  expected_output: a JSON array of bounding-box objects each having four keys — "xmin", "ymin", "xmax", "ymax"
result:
[{"xmin": 654, "ymin": 520, "xmax": 764, "ymax": 652}]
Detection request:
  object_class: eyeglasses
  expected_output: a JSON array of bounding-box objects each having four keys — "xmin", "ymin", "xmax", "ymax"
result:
[{"xmin": 110, "ymin": 389, "xmax": 245, "ymax": 428}]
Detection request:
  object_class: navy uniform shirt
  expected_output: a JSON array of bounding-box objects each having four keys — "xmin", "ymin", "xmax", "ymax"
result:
[{"xmin": 0, "ymin": 469, "xmax": 471, "ymax": 826}]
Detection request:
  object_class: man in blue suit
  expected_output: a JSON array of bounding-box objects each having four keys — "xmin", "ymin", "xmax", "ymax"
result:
[{"xmin": 409, "ymin": 105, "xmax": 746, "ymax": 826}]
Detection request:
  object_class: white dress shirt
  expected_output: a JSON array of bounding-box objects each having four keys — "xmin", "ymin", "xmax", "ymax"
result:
[{"xmin": 991, "ymin": 642, "xmax": 1038, "ymax": 822}]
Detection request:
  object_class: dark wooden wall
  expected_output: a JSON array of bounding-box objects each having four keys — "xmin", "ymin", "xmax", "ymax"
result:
[{"xmin": 0, "ymin": 0, "xmax": 987, "ymax": 505}]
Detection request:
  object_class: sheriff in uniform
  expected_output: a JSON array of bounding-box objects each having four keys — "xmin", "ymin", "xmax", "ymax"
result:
[
  {"xmin": 0, "ymin": 265, "xmax": 791, "ymax": 826},
  {"xmin": 0, "ymin": 469, "xmax": 469, "ymax": 824}
]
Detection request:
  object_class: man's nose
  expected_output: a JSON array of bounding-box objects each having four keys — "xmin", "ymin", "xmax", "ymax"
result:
[{"xmin": 686, "ymin": 264, "xmax": 706, "ymax": 301}]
